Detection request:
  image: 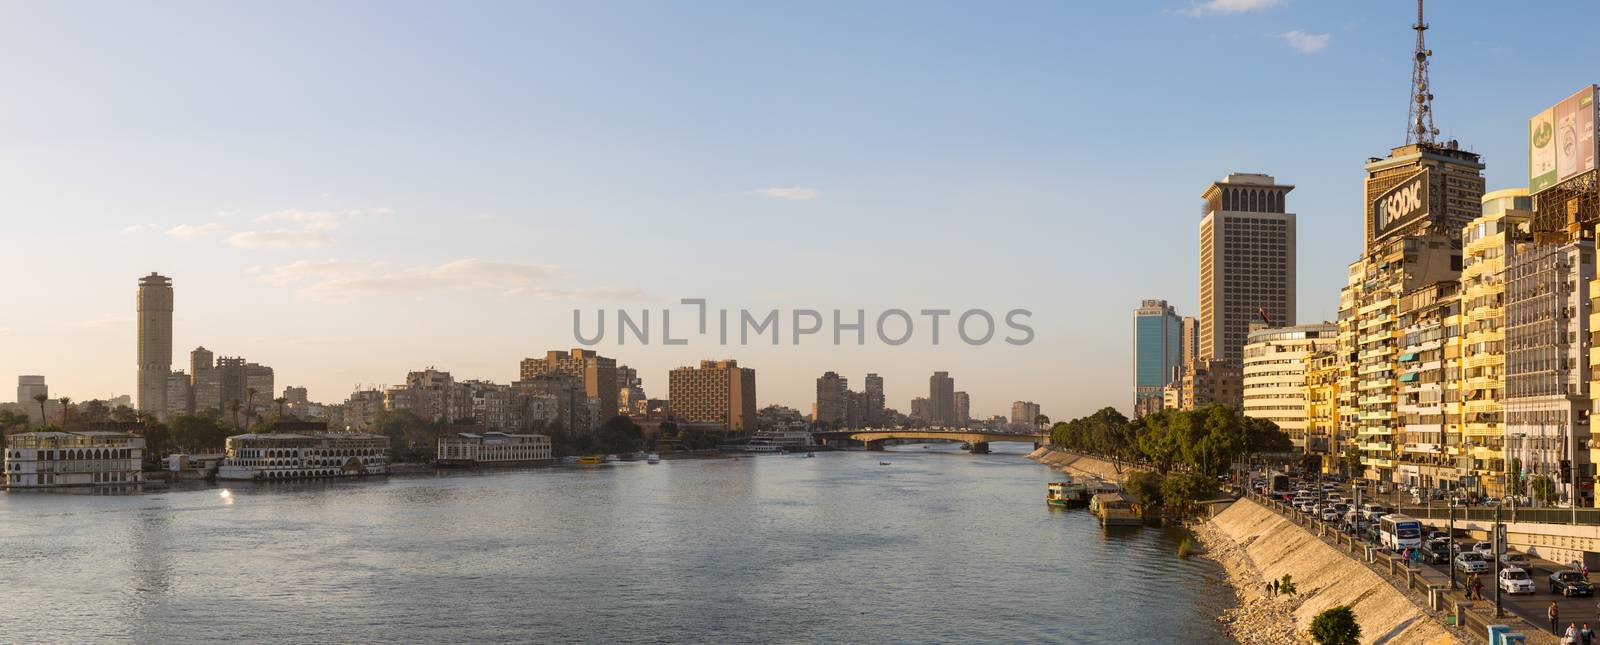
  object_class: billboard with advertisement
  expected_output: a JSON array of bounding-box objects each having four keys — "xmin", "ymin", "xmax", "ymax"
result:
[
  {"xmin": 1373, "ymin": 169, "xmax": 1429, "ymax": 238},
  {"xmin": 1531, "ymin": 85, "xmax": 1599, "ymax": 193}
]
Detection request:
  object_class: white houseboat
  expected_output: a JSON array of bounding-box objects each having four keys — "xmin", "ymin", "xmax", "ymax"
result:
[
  {"xmin": 218, "ymin": 433, "xmax": 390, "ymax": 481},
  {"xmin": 4, "ymin": 431, "xmax": 146, "ymax": 488},
  {"xmin": 436, "ymin": 432, "xmax": 553, "ymax": 467}
]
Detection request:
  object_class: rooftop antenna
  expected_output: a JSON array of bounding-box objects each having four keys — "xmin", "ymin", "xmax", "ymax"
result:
[{"xmin": 1406, "ymin": 0, "xmax": 1439, "ymax": 145}]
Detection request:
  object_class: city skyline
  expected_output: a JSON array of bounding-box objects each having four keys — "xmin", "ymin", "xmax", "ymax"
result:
[{"xmin": 4, "ymin": 2, "xmax": 1600, "ymax": 419}]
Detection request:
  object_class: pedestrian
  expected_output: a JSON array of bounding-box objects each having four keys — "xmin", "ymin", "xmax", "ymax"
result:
[
  {"xmin": 1473, "ymin": 579, "xmax": 1484, "ymax": 600},
  {"xmin": 1582, "ymin": 622, "xmax": 1595, "ymax": 645},
  {"xmin": 1551, "ymin": 601, "xmax": 1561, "ymax": 634}
]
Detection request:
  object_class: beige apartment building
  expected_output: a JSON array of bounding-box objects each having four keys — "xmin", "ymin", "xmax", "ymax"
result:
[
  {"xmin": 668, "ymin": 360, "xmax": 757, "ymax": 432},
  {"xmin": 520, "ymin": 349, "xmax": 618, "ymax": 421},
  {"xmin": 1393, "ymin": 280, "xmax": 1462, "ymax": 490},
  {"xmin": 1242, "ymin": 323, "xmax": 1338, "ymax": 451},
  {"xmin": 1304, "ymin": 350, "xmax": 1341, "ymax": 472},
  {"xmin": 1459, "ymin": 189, "xmax": 1532, "ymax": 496}
]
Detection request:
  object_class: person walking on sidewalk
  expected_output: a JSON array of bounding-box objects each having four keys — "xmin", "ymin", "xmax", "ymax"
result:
[{"xmin": 1551, "ymin": 601, "xmax": 1561, "ymax": 634}]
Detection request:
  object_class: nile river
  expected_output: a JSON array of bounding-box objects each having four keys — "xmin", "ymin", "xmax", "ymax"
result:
[{"xmin": 0, "ymin": 443, "xmax": 1231, "ymax": 643}]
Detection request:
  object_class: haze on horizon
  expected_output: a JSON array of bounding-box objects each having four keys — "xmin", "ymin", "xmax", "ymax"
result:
[{"xmin": 1, "ymin": 1, "xmax": 1595, "ymax": 420}]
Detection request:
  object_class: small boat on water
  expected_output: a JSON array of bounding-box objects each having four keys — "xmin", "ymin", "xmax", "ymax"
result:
[
  {"xmin": 603, "ymin": 454, "xmax": 621, "ymax": 463},
  {"xmin": 804, "ymin": 452, "xmax": 815, "ymax": 458},
  {"xmin": 1089, "ymin": 491, "xmax": 1144, "ymax": 527},
  {"xmin": 646, "ymin": 453, "xmax": 661, "ymax": 464},
  {"xmin": 879, "ymin": 461, "xmax": 892, "ymax": 466},
  {"xmin": 959, "ymin": 442, "xmax": 973, "ymax": 450},
  {"xmin": 560, "ymin": 456, "xmax": 581, "ymax": 465},
  {"xmin": 577, "ymin": 455, "xmax": 603, "ymax": 465},
  {"xmin": 1046, "ymin": 479, "xmax": 1089, "ymax": 508}
]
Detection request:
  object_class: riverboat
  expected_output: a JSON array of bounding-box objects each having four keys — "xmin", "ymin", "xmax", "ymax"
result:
[
  {"xmin": 1046, "ymin": 479, "xmax": 1089, "ymax": 508},
  {"xmin": 218, "ymin": 433, "xmax": 389, "ymax": 481},
  {"xmin": 577, "ymin": 455, "xmax": 603, "ymax": 465}
]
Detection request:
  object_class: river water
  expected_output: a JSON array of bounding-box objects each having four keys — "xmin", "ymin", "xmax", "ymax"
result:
[{"xmin": 0, "ymin": 443, "xmax": 1232, "ymax": 643}]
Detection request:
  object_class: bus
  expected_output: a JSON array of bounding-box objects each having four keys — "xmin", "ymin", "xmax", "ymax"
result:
[
  {"xmin": 1379, "ymin": 514, "xmax": 1423, "ymax": 551},
  {"xmin": 1270, "ymin": 473, "xmax": 1292, "ymax": 497}
]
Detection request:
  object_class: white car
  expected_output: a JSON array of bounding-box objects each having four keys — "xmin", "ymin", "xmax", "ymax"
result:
[
  {"xmin": 1499, "ymin": 552, "xmax": 1532, "ymax": 569},
  {"xmin": 1471, "ymin": 542, "xmax": 1495, "ymax": 558},
  {"xmin": 1499, "ymin": 567, "xmax": 1536, "ymax": 595},
  {"xmin": 1320, "ymin": 507, "xmax": 1340, "ymax": 522},
  {"xmin": 1455, "ymin": 552, "xmax": 1490, "ymax": 574}
]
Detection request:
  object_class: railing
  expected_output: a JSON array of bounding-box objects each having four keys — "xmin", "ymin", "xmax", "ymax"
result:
[{"xmin": 1395, "ymin": 504, "xmax": 1600, "ymax": 527}]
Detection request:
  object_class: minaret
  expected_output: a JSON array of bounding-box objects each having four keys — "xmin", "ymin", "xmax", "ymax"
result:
[{"xmin": 137, "ymin": 273, "xmax": 174, "ymax": 417}]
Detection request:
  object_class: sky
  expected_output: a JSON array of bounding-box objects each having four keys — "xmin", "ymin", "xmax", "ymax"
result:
[{"xmin": 1, "ymin": 0, "xmax": 1596, "ymax": 421}]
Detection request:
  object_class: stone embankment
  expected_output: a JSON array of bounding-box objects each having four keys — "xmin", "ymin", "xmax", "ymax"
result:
[
  {"xmin": 1199, "ymin": 498, "xmax": 1461, "ymax": 645},
  {"xmin": 1025, "ymin": 447, "xmax": 1141, "ymax": 482}
]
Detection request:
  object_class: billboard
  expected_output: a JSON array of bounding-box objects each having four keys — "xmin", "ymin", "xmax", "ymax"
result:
[
  {"xmin": 1373, "ymin": 169, "xmax": 1429, "ymax": 238},
  {"xmin": 1531, "ymin": 85, "xmax": 1598, "ymax": 193}
]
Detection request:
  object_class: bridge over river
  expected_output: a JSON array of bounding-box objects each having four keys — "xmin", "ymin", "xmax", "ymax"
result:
[{"xmin": 815, "ymin": 429, "xmax": 1047, "ymax": 454}]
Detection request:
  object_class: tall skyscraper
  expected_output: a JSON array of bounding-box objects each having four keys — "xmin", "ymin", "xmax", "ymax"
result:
[
  {"xmin": 1180, "ymin": 316, "xmax": 1199, "ymax": 368},
  {"xmin": 863, "ymin": 373, "xmax": 885, "ymax": 425},
  {"xmin": 1198, "ymin": 174, "xmax": 1296, "ymax": 365},
  {"xmin": 668, "ymin": 360, "xmax": 757, "ymax": 432},
  {"xmin": 1133, "ymin": 299, "xmax": 1183, "ymax": 413},
  {"xmin": 136, "ymin": 272, "xmax": 174, "ymax": 417},
  {"xmin": 928, "ymin": 371, "xmax": 955, "ymax": 427},
  {"xmin": 814, "ymin": 371, "xmax": 848, "ymax": 427},
  {"xmin": 520, "ymin": 349, "xmax": 619, "ymax": 422}
]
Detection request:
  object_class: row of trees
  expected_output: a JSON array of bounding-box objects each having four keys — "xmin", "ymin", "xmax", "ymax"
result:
[{"xmin": 1049, "ymin": 405, "xmax": 1293, "ymax": 514}]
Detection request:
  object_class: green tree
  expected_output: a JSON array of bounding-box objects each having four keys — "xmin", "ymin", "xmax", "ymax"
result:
[
  {"xmin": 1277, "ymin": 573, "xmax": 1297, "ymax": 596},
  {"xmin": 1124, "ymin": 471, "xmax": 1166, "ymax": 507},
  {"xmin": 1507, "ymin": 458, "xmax": 1527, "ymax": 497},
  {"xmin": 1529, "ymin": 475, "xmax": 1558, "ymax": 506},
  {"xmin": 1309, "ymin": 605, "xmax": 1359, "ymax": 645},
  {"xmin": 1161, "ymin": 472, "xmax": 1217, "ymax": 517},
  {"xmin": 1340, "ymin": 445, "xmax": 1363, "ymax": 479}
]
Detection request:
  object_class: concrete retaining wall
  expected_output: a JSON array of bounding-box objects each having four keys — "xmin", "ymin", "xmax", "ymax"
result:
[
  {"xmin": 1025, "ymin": 447, "xmax": 1141, "ymax": 482},
  {"xmin": 1210, "ymin": 498, "xmax": 1454, "ymax": 644}
]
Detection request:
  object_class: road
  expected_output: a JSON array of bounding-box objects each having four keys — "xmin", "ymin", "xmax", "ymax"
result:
[{"xmin": 1255, "ymin": 477, "xmax": 1600, "ymax": 638}]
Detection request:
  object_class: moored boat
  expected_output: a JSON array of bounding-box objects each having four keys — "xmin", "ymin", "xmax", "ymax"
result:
[
  {"xmin": 577, "ymin": 455, "xmax": 603, "ymax": 465},
  {"xmin": 1089, "ymin": 491, "xmax": 1144, "ymax": 527},
  {"xmin": 1046, "ymin": 479, "xmax": 1089, "ymax": 508}
]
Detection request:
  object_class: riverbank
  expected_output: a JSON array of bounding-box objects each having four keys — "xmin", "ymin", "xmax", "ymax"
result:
[
  {"xmin": 1195, "ymin": 498, "xmax": 1459, "ymax": 644},
  {"xmin": 1025, "ymin": 447, "xmax": 1142, "ymax": 482}
]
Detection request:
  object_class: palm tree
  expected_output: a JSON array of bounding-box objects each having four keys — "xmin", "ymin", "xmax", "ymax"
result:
[
  {"xmin": 274, "ymin": 397, "xmax": 288, "ymax": 423},
  {"xmin": 244, "ymin": 388, "xmax": 257, "ymax": 431},
  {"xmin": 227, "ymin": 399, "xmax": 242, "ymax": 431},
  {"xmin": 32, "ymin": 393, "xmax": 49, "ymax": 428},
  {"xmin": 1035, "ymin": 414, "xmax": 1050, "ymax": 432},
  {"xmin": 58, "ymin": 396, "xmax": 72, "ymax": 429}
]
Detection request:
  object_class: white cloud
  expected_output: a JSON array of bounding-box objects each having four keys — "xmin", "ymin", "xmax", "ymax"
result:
[
  {"xmin": 255, "ymin": 209, "xmax": 339, "ymax": 226},
  {"xmin": 122, "ymin": 224, "xmax": 157, "ymax": 234},
  {"xmin": 1280, "ymin": 30, "xmax": 1330, "ymax": 54},
  {"xmin": 1178, "ymin": 0, "xmax": 1280, "ymax": 16},
  {"xmin": 753, "ymin": 187, "xmax": 820, "ymax": 201},
  {"xmin": 226, "ymin": 229, "xmax": 333, "ymax": 249},
  {"xmin": 260, "ymin": 258, "xmax": 640, "ymax": 302},
  {"xmin": 166, "ymin": 223, "xmax": 226, "ymax": 239}
]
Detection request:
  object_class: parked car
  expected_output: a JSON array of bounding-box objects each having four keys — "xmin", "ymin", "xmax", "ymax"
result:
[
  {"xmin": 1320, "ymin": 507, "xmax": 1340, "ymax": 522},
  {"xmin": 1550, "ymin": 571, "xmax": 1595, "ymax": 597},
  {"xmin": 1499, "ymin": 567, "xmax": 1536, "ymax": 595},
  {"xmin": 1500, "ymin": 552, "xmax": 1532, "ymax": 570},
  {"xmin": 1455, "ymin": 552, "xmax": 1490, "ymax": 574},
  {"xmin": 1470, "ymin": 542, "xmax": 1495, "ymax": 558}
]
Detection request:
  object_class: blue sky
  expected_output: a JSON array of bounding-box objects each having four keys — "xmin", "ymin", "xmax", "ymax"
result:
[{"xmin": 0, "ymin": 0, "xmax": 1594, "ymax": 420}]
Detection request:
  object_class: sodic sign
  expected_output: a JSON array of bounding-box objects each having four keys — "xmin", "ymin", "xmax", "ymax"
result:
[{"xmin": 1373, "ymin": 170, "xmax": 1429, "ymax": 237}]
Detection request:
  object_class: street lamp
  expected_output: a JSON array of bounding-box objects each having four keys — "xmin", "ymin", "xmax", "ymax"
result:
[
  {"xmin": 1447, "ymin": 497, "xmax": 1456, "ymax": 591},
  {"xmin": 1493, "ymin": 500, "xmax": 1503, "ymax": 618}
]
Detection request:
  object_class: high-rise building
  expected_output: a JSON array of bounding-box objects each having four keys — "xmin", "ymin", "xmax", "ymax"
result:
[
  {"xmin": 910, "ymin": 397, "xmax": 931, "ymax": 423},
  {"xmin": 284, "ymin": 386, "xmax": 309, "ymax": 405},
  {"xmin": 165, "ymin": 371, "xmax": 192, "ymax": 418},
  {"xmin": 1344, "ymin": 141, "xmax": 1485, "ymax": 484},
  {"xmin": 814, "ymin": 371, "xmax": 848, "ymax": 427},
  {"xmin": 1010, "ymin": 401, "xmax": 1040, "ymax": 428},
  {"xmin": 863, "ymin": 373, "xmax": 885, "ymax": 425},
  {"xmin": 246, "ymin": 363, "xmax": 275, "ymax": 411},
  {"xmin": 16, "ymin": 375, "xmax": 46, "ymax": 405},
  {"xmin": 1242, "ymin": 323, "xmax": 1338, "ymax": 451},
  {"xmin": 1504, "ymin": 238, "xmax": 1593, "ymax": 504},
  {"xmin": 216, "ymin": 356, "xmax": 248, "ymax": 412},
  {"xmin": 189, "ymin": 347, "xmax": 219, "ymax": 414},
  {"xmin": 520, "ymin": 349, "xmax": 618, "ymax": 423},
  {"xmin": 1198, "ymin": 174, "xmax": 1296, "ymax": 365},
  {"xmin": 928, "ymin": 371, "xmax": 955, "ymax": 427},
  {"xmin": 953, "ymin": 391, "xmax": 970, "ymax": 427},
  {"xmin": 1459, "ymin": 189, "xmax": 1532, "ymax": 496},
  {"xmin": 616, "ymin": 364, "xmax": 646, "ymax": 415},
  {"xmin": 1303, "ymin": 350, "xmax": 1341, "ymax": 473},
  {"xmin": 667, "ymin": 360, "xmax": 757, "ymax": 432},
  {"xmin": 1393, "ymin": 280, "xmax": 1463, "ymax": 490},
  {"xmin": 136, "ymin": 272, "xmax": 174, "ymax": 417},
  {"xmin": 1134, "ymin": 299, "xmax": 1184, "ymax": 413}
]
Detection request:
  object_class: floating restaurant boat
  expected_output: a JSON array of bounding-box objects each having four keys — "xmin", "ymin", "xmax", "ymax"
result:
[
  {"xmin": 435, "ymin": 432, "xmax": 553, "ymax": 468},
  {"xmin": 1046, "ymin": 479, "xmax": 1089, "ymax": 508},
  {"xmin": 1089, "ymin": 492, "xmax": 1144, "ymax": 527},
  {"xmin": 218, "ymin": 433, "xmax": 389, "ymax": 481},
  {"xmin": 577, "ymin": 455, "xmax": 604, "ymax": 465}
]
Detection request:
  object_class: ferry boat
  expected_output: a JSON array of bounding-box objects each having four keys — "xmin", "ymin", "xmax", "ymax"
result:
[
  {"xmin": 218, "ymin": 433, "xmax": 390, "ymax": 481},
  {"xmin": 577, "ymin": 455, "xmax": 603, "ymax": 465},
  {"xmin": 1089, "ymin": 492, "xmax": 1144, "ymax": 527},
  {"xmin": 1046, "ymin": 479, "xmax": 1089, "ymax": 508}
]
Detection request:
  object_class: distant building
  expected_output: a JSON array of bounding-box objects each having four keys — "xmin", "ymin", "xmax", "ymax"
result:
[
  {"xmin": 1011, "ymin": 401, "xmax": 1040, "ymax": 427},
  {"xmin": 929, "ymin": 372, "xmax": 956, "ymax": 426},
  {"xmin": 1171, "ymin": 359, "xmax": 1242, "ymax": 412},
  {"xmin": 1241, "ymin": 323, "xmax": 1338, "ymax": 451},
  {"xmin": 616, "ymin": 364, "xmax": 646, "ymax": 416},
  {"xmin": 520, "ymin": 349, "xmax": 618, "ymax": 423},
  {"xmin": 815, "ymin": 371, "xmax": 848, "ymax": 427},
  {"xmin": 339, "ymin": 389, "xmax": 387, "ymax": 432},
  {"xmin": 16, "ymin": 375, "xmax": 46, "ymax": 405},
  {"xmin": 668, "ymin": 360, "xmax": 756, "ymax": 432},
  {"xmin": 283, "ymin": 386, "xmax": 309, "ymax": 405},
  {"xmin": 953, "ymin": 391, "xmax": 970, "ymax": 427},
  {"xmin": 1198, "ymin": 173, "xmax": 1296, "ymax": 365},
  {"xmin": 190, "ymin": 347, "xmax": 220, "ymax": 414},
  {"xmin": 1134, "ymin": 299, "xmax": 1184, "ymax": 413},
  {"xmin": 165, "ymin": 370, "xmax": 192, "ymax": 417},
  {"xmin": 136, "ymin": 273, "xmax": 174, "ymax": 417},
  {"xmin": 910, "ymin": 397, "xmax": 931, "ymax": 423},
  {"xmin": 863, "ymin": 373, "xmax": 885, "ymax": 425}
]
